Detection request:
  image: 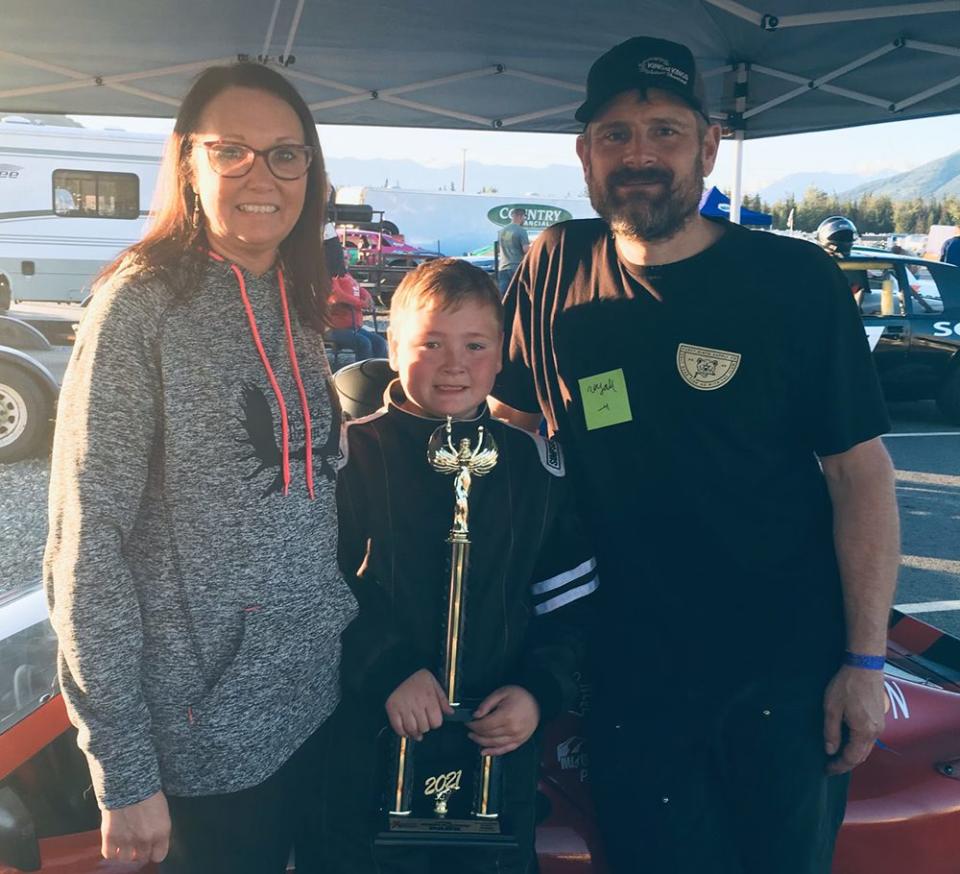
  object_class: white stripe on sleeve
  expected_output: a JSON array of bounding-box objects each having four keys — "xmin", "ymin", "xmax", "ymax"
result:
[
  {"xmin": 531, "ymin": 557, "xmax": 597, "ymax": 595},
  {"xmin": 533, "ymin": 575, "xmax": 599, "ymax": 615}
]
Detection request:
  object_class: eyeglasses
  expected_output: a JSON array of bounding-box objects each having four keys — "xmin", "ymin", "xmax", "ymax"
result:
[{"xmin": 198, "ymin": 140, "xmax": 316, "ymax": 180}]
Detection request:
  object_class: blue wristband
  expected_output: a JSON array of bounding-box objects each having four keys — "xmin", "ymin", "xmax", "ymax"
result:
[{"xmin": 844, "ymin": 651, "xmax": 885, "ymax": 671}]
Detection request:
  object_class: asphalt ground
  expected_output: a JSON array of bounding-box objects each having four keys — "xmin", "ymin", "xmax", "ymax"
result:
[{"xmin": 884, "ymin": 400, "xmax": 960, "ymax": 640}]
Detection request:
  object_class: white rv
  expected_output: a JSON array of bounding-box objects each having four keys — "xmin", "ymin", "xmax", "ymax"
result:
[
  {"xmin": 0, "ymin": 119, "xmax": 164, "ymax": 305},
  {"xmin": 335, "ymin": 186, "xmax": 597, "ymax": 256}
]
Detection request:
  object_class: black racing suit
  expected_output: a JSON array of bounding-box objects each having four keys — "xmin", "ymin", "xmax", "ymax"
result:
[{"xmin": 328, "ymin": 382, "xmax": 597, "ymax": 874}]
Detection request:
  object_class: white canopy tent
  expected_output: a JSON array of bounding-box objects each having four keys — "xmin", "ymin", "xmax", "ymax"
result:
[{"xmin": 3, "ymin": 0, "xmax": 959, "ymax": 220}]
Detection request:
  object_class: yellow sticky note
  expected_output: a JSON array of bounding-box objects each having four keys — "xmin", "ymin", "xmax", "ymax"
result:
[{"xmin": 578, "ymin": 368, "xmax": 632, "ymax": 431}]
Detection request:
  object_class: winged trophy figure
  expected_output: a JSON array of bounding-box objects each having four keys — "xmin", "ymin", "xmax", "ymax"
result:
[{"xmin": 428, "ymin": 418, "xmax": 499, "ymax": 535}]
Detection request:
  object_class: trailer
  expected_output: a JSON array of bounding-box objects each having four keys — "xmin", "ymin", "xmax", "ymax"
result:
[
  {"xmin": 335, "ymin": 186, "xmax": 597, "ymax": 256},
  {"xmin": 0, "ymin": 118, "xmax": 163, "ymax": 306},
  {"xmin": 0, "ymin": 313, "xmax": 72, "ymax": 462}
]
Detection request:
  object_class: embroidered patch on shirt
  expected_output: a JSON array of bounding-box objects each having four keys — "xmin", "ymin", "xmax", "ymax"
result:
[
  {"xmin": 578, "ymin": 368, "xmax": 633, "ymax": 430},
  {"xmin": 676, "ymin": 344, "xmax": 741, "ymax": 391},
  {"xmin": 542, "ymin": 436, "xmax": 564, "ymax": 472}
]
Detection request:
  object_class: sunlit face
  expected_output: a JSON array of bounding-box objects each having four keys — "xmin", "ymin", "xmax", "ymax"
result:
[
  {"xmin": 190, "ymin": 86, "xmax": 308, "ymax": 273},
  {"xmin": 576, "ymin": 89, "xmax": 720, "ymax": 243},
  {"xmin": 388, "ymin": 300, "xmax": 503, "ymax": 420}
]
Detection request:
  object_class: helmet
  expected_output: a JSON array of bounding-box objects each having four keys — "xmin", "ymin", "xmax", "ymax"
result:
[
  {"xmin": 332, "ymin": 357, "xmax": 395, "ymax": 419},
  {"xmin": 816, "ymin": 216, "xmax": 858, "ymax": 257}
]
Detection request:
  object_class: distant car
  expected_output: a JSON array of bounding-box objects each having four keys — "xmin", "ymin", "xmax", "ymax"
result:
[
  {"xmin": 459, "ymin": 243, "xmax": 497, "ymax": 276},
  {"xmin": 338, "ymin": 229, "xmax": 441, "ymax": 270},
  {"xmin": 338, "ymin": 229, "xmax": 443, "ymax": 304},
  {"xmin": 829, "ymin": 246, "xmax": 960, "ymax": 422},
  {"xmin": 5, "ymin": 577, "xmax": 960, "ymax": 873},
  {"xmin": 900, "ymin": 234, "xmax": 928, "ymax": 256}
]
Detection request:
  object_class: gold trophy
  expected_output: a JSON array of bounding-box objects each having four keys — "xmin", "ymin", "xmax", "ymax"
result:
[{"xmin": 378, "ymin": 417, "xmax": 515, "ymax": 847}]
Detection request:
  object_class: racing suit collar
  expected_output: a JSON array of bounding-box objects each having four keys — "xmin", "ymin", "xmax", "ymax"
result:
[{"xmin": 384, "ymin": 378, "xmax": 488, "ymax": 424}]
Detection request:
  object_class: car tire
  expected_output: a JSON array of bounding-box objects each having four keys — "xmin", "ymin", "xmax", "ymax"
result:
[
  {"xmin": 0, "ymin": 366, "xmax": 52, "ymax": 463},
  {"xmin": 381, "ymin": 221, "xmax": 400, "ymax": 236},
  {"xmin": 935, "ymin": 368, "xmax": 960, "ymax": 425}
]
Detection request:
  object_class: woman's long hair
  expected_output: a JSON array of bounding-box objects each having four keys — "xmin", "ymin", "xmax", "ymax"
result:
[{"xmin": 96, "ymin": 62, "xmax": 329, "ymax": 331}]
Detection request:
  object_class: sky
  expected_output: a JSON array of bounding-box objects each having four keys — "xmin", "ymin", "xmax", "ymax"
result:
[{"xmin": 69, "ymin": 111, "xmax": 960, "ymax": 195}]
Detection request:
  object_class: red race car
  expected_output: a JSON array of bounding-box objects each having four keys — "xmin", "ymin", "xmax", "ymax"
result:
[
  {"xmin": 338, "ymin": 229, "xmax": 441, "ymax": 270},
  {"xmin": 2, "ymin": 583, "xmax": 960, "ymax": 873}
]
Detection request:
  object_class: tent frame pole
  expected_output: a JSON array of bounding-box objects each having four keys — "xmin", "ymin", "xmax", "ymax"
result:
[
  {"xmin": 729, "ymin": 62, "xmax": 748, "ymax": 225},
  {"xmin": 731, "ymin": 132, "xmax": 744, "ymax": 225},
  {"xmin": 703, "ymin": 0, "xmax": 959, "ymax": 29}
]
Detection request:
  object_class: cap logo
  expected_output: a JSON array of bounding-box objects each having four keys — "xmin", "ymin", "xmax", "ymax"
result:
[{"xmin": 638, "ymin": 57, "xmax": 690, "ymax": 87}]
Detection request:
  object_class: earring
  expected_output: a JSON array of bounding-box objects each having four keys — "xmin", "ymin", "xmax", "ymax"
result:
[{"xmin": 191, "ymin": 190, "xmax": 202, "ymax": 229}]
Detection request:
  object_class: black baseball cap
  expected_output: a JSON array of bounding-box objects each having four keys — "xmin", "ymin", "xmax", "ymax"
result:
[{"xmin": 575, "ymin": 36, "xmax": 709, "ymax": 124}]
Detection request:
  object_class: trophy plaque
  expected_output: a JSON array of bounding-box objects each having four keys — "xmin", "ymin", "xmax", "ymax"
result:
[{"xmin": 376, "ymin": 417, "xmax": 517, "ymax": 847}]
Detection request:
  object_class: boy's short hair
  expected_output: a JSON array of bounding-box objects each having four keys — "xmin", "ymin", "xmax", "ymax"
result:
[{"xmin": 389, "ymin": 257, "xmax": 504, "ymax": 330}]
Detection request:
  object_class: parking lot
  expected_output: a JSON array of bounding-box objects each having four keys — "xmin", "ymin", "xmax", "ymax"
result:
[
  {"xmin": 884, "ymin": 400, "xmax": 960, "ymax": 639},
  {"xmin": 1, "ymin": 399, "xmax": 957, "ymax": 648}
]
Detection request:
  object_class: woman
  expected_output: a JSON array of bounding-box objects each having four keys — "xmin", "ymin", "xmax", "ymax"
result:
[{"xmin": 44, "ymin": 63, "xmax": 356, "ymax": 873}]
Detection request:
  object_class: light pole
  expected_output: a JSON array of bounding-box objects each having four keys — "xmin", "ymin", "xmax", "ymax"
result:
[{"xmin": 460, "ymin": 148, "xmax": 467, "ymax": 192}]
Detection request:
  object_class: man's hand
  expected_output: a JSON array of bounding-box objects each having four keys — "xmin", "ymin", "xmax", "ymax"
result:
[
  {"xmin": 386, "ymin": 669, "xmax": 454, "ymax": 740},
  {"xmin": 467, "ymin": 685, "xmax": 540, "ymax": 756},
  {"xmin": 100, "ymin": 790, "xmax": 171, "ymax": 863},
  {"xmin": 823, "ymin": 665, "xmax": 886, "ymax": 775}
]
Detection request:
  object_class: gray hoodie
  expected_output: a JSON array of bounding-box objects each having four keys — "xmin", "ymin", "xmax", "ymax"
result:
[{"xmin": 44, "ymin": 258, "xmax": 356, "ymax": 809}]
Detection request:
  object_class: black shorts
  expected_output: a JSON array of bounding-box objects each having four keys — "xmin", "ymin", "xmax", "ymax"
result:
[{"xmin": 589, "ymin": 678, "xmax": 850, "ymax": 874}]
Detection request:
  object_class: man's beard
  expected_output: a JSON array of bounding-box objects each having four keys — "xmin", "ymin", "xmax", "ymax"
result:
[{"xmin": 587, "ymin": 154, "xmax": 704, "ymax": 243}]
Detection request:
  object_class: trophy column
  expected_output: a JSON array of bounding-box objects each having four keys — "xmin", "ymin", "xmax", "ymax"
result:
[
  {"xmin": 379, "ymin": 418, "xmax": 515, "ymax": 847},
  {"xmin": 387, "ymin": 735, "xmax": 416, "ymax": 817}
]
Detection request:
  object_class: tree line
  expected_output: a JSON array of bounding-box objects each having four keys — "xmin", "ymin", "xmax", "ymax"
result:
[{"xmin": 739, "ymin": 187, "xmax": 960, "ymax": 233}]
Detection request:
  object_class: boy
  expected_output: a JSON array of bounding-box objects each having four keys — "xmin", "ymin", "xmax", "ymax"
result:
[{"xmin": 329, "ymin": 259, "xmax": 597, "ymax": 873}]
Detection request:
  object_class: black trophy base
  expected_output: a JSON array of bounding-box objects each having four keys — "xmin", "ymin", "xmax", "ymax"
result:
[
  {"xmin": 377, "ymin": 813, "xmax": 516, "ymax": 848},
  {"xmin": 375, "ymin": 710, "xmax": 518, "ymax": 849}
]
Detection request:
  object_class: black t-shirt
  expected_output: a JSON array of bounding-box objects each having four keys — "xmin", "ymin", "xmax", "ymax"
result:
[{"xmin": 493, "ymin": 218, "xmax": 890, "ymax": 702}]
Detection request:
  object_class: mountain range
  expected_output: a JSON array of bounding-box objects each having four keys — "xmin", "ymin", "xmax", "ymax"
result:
[
  {"xmin": 757, "ymin": 171, "xmax": 890, "ymax": 202},
  {"xmin": 328, "ymin": 148, "xmax": 960, "ymax": 204},
  {"xmin": 840, "ymin": 150, "xmax": 960, "ymax": 200},
  {"xmin": 327, "ymin": 156, "xmax": 586, "ymax": 197},
  {"xmin": 22, "ymin": 112, "xmax": 955, "ymax": 203}
]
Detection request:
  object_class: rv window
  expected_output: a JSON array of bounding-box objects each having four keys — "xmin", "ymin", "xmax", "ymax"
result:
[{"xmin": 52, "ymin": 170, "xmax": 139, "ymax": 219}]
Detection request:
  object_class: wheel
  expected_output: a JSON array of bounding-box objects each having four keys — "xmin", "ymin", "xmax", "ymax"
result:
[
  {"xmin": 0, "ymin": 366, "xmax": 52, "ymax": 463},
  {"xmin": 381, "ymin": 221, "xmax": 400, "ymax": 236},
  {"xmin": 935, "ymin": 368, "xmax": 960, "ymax": 424}
]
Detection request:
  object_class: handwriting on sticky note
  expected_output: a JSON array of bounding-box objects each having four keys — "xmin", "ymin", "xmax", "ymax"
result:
[{"xmin": 578, "ymin": 368, "xmax": 632, "ymax": 431}]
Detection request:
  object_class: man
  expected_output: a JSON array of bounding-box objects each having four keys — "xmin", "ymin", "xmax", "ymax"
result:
[
  {"xmin": 490, "ymin": 36, "xmax": 899, "ymax": 874},
  {"xmin": 497, "ymin": 207, "xmax": 530, "ymax": 293}
]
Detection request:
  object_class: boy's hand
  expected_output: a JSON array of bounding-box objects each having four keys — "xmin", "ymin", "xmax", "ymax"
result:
[
  {"xmin": 386, "ymin": 669, "xmax": 454, "ymax": 740},
  {"xmin": 467, "ymin": 686, "xmax": 540, "ymax": 756}
]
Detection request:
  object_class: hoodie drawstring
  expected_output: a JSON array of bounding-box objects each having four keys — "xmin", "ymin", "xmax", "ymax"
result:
[
  {"xmin": 277, "ymin": 268, "xmax": 315, "ymax": 498},
  {"xmin": 210, "ymin": 252, "xmax": 315, "ymax": 498}
]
